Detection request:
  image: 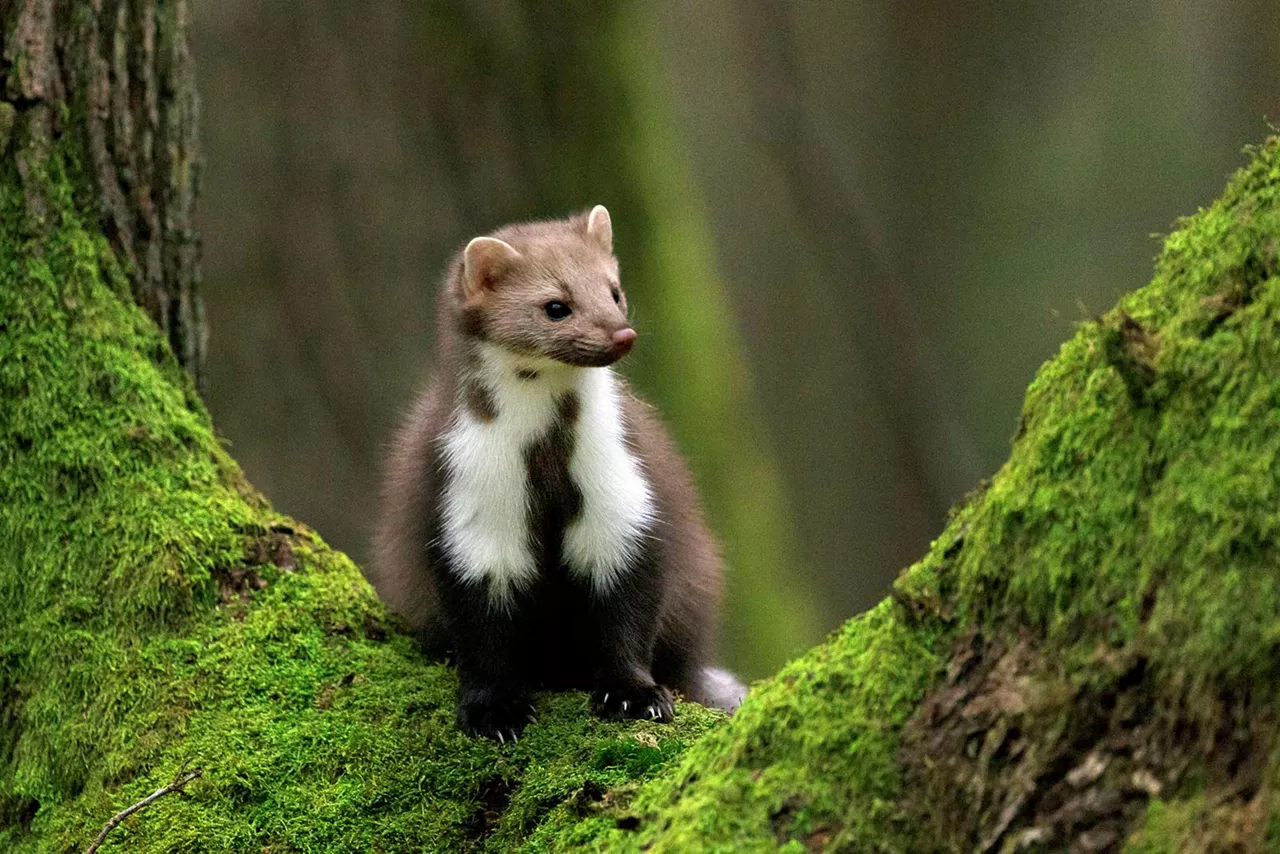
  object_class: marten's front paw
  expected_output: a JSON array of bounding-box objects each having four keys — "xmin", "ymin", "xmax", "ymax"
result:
[
  {"xmin": 458, "ymin": 690, "xmax": 534, "ymax": 742},
  {"xmin": 591, "ymin": 682, "xmax": 674, "ymax": 722}
]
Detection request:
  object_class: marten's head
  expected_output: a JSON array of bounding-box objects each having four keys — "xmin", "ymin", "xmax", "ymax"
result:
[{"xmin": 457, "ymin": 206, "xmax": 635, "ymax": 368}]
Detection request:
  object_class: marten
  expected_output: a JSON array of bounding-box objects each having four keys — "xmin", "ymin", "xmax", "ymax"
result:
[{"xmin": 369, "ymin": 206, "xmax": 744, "ymax": 740}]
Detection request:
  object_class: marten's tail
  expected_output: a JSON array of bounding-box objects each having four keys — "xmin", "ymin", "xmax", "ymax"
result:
[
  {"xmin": 369, "ymin": 388, "xmax": 448, "ymax": 634},
  {"xmin": 685, "ymin": 666, "xmax": 747, "ymax": 713}
]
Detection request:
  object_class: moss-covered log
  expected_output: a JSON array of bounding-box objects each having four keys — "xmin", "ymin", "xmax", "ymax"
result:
[{"xmin": 6, "ymin": 3, "xmax": 1280, "ymax": 852}]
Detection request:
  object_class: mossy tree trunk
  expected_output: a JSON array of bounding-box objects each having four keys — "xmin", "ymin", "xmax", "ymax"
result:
[
  {"xmin": 2, "ymin": 0, "xmax": 205, "ymax": 393},
  {"xmin": 5, "ymin": 1, "xmax": 1280, "ymax": 852}
]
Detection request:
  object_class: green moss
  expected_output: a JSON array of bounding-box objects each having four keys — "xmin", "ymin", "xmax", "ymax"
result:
[
  {"xmin": 1124, "ymin": 797, "xmax": 1204, "ymax": 852},
  {"xmin": 0, "ymin": 147, "xmax": 721, "ymax": 852},
  {"xmin": 540, "ymin": 139, "xmax": 1280, "ymax": 849},
  {"xmin": 946, "ymin": 137, "xmax": 1280, "ymax": 708},
  {"xmin": 529, "ymin": 598, "xmax": 947, "ymax": 851}
]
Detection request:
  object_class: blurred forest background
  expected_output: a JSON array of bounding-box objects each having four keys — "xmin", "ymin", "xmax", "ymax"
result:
[{"xmin": 190, "ymin": 1, "xmax": 1280, "ymax": 678}]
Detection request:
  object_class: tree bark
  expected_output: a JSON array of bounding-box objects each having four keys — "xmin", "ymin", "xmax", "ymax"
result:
[
  {"xmin": 4, "ymin": 1, "xmax": 1280, "ymax": 851},
  {"xmin": 2, "ymin": 0, "xmax": 205, "ymax": 393}
]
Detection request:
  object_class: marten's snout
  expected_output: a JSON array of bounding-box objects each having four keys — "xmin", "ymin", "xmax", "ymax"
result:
[{"xmin": 611, "ymin": 328, "xmax": 637, "ymax": 359}]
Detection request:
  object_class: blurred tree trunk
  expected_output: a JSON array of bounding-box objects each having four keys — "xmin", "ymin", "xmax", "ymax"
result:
[{"xmin": 2, "ymin": 0, "xmax": 205, "ymax": 393}]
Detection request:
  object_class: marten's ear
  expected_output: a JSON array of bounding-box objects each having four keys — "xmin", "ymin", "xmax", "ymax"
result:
[
  {"xmin": 463, "ymin": 237, "xmax": 523, "ymax": 303},
  {"xmin": 586, "ymin": 204, "xmax": 612, "ymax": 253}
]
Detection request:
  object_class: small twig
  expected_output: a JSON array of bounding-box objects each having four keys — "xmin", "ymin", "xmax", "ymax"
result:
[{"xmin": 85, "ymin": 768, "xmax": 202, "ymax": 854}]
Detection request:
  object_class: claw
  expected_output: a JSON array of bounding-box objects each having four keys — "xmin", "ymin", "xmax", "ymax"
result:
[
  {"xmin": 621, "ymin": 700, "xmax": 629, "ymax": 713},
  {"xmin": 512, "ymin": 731, "xmax": 519, "ymax": 744},
  {"xmin": 497, "ymin": 730, "xmax": 505, "ymax": 745},
  {"xmin": 650, "ymin": 706, "xmax": 659, "ymax": 720},
  {"xmin": 602, "ymin": 693, "xmax": 610, "ymax": 706}
]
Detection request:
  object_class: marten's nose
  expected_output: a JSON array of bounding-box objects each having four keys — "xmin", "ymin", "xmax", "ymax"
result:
[{"xmin": 611, "ymin": 327, "xmax": 637, "ymax": 358}]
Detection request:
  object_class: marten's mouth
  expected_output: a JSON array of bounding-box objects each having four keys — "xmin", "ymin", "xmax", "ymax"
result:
[
  {"xmin": 546, "ymin": 329, "xmax": 635, "ymax": 368},
  {"xmin": 551, "ymin": 348, "xmax": 624, "ymax": 368}
]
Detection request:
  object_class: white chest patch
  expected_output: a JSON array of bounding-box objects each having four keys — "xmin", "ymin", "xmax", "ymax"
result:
[
  {"xmin": 562, "ymin": 367, "xmax": 656, "ymax": 592},
  {"xmin": 437, "ymin": 345, "xmax": 656, "ymax": 607}
]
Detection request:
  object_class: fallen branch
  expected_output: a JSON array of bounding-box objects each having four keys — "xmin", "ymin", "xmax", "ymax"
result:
[{"xmin": 85, "ymin": 769, "xmax": 202, "ymax": 854}]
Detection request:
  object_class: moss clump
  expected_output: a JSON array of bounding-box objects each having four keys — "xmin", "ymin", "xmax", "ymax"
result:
[
  {"xmin": 528, "ymin": 598, "xmax": 948, "ymax": 851},
  {"xmin": 0, "ymin": 148, "xmax": 722, "ymax": 853},
  {"xmin": 542, "ymin": 139, "xmax": 1280, "ymax": 850}
]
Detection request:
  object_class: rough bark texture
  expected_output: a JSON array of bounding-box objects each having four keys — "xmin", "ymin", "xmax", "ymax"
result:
[
  {"xmin": 1, "ymin": 0, "xmax": 205, "ymax": 393},
  {"xmin": 5, "ymin": 2, "xmax": 1280, "ymax": 852}
]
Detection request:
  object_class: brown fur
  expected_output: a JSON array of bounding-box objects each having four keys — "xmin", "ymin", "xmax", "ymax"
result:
[
  {"xmin": 368, "ymin": 209, "xmax": 742, "ymax": 737},
  {"xmin": 458, "ymin": 211, "xmax": 629, "ymax": 367}
]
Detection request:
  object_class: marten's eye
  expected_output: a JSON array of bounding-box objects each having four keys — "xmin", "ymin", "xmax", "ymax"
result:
[
  {"xmin": 611, "ymin": 286, "xmax": 621, "ymax": 304},
  {"xmin": 544, "ymin": 300, "xmax": 572, "ymax": 320}
]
